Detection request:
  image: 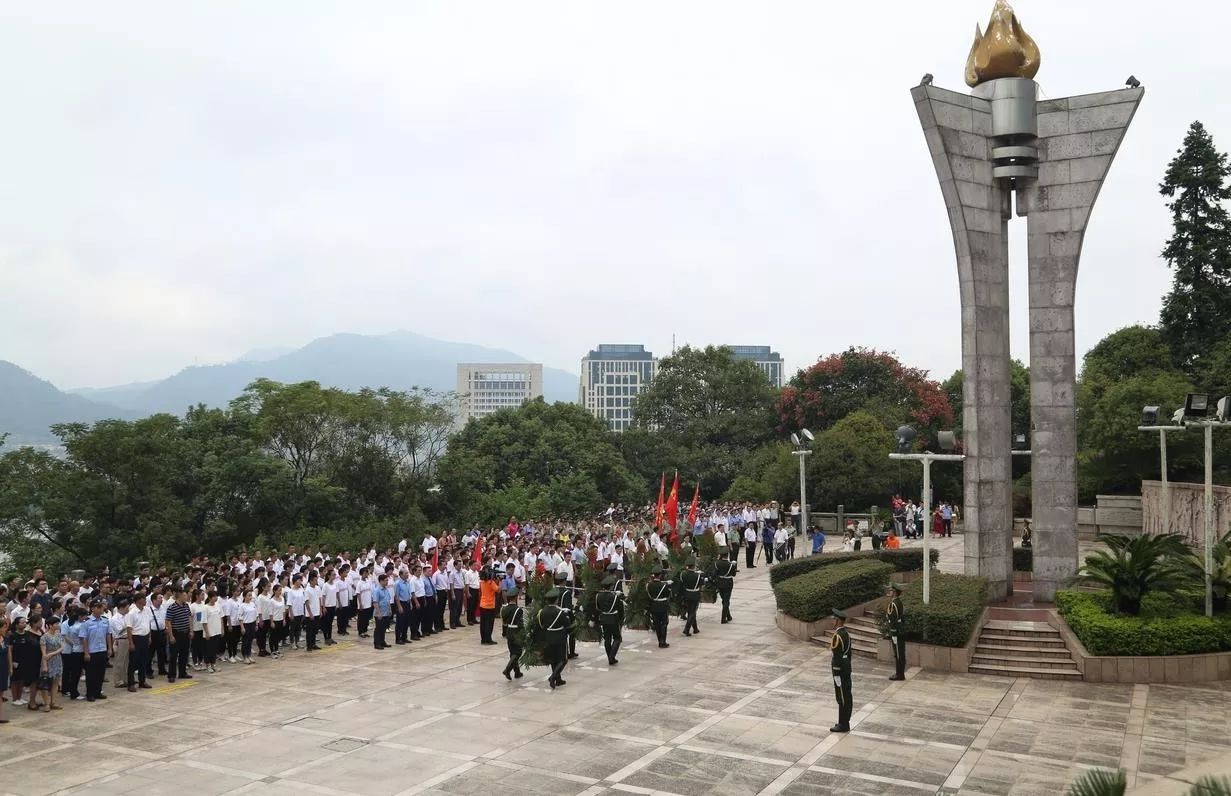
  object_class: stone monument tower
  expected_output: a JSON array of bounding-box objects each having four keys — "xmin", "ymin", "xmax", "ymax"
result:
[{"xmin": 913, "ymin": 1, "xmax": 1143, "ymax": 600}]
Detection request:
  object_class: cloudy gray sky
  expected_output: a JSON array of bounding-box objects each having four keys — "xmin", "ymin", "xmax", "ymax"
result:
[{"xmin": 0, "ymin": 2, "xmax": 1222, "ymax": 389}]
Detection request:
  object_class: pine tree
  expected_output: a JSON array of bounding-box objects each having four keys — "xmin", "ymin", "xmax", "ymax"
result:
[{"xmin": 1158, "ymin": 121, "xmax": 1231, "ymax": 372}]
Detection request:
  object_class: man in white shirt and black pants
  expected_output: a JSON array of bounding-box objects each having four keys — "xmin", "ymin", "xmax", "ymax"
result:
[{"xmin": 125, "ymin": 593, "xmax": 153, "ymax": 691}]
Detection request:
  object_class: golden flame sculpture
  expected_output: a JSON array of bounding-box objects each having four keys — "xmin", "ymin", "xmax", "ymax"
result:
[{"xmin": 964, "ymin": 0, "xmax": 1041, "ymax": 87}]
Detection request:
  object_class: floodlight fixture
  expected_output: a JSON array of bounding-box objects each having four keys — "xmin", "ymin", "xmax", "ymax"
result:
[
  {"xmin": 790, "ymin": 433, "xmax": 801, "ymax": 447},
  {"xmin": 895, "ymin": 425, "xmax": 917, "ymax": 453},
  {"xmin": 1185, "ymin": 393, "xmax": 1210, "ymax": 418},
  {"xmin": 1013, "ymin": 432, "xmax": 1028, "ymax": 450},
  {"xmin": 1172, "ymin": 407, "xmax": 1186, "ymax": 425},
  {"xmin": 1141, "ymin": 406, "xmax": 1160, "ymax": 426},
  {"xmin": 1125, "ymin": 75, "xmax": 1141, "ymax": 88},
  {"xmin": 801, "ymin": 428, "xmax": 815, "ymax": 442},
  {"xmin": 937, "ymin": 431, "xmax": 957, "ymax": 451},
  {"xmin": 1217, "ymin": 396, "xmax": 1231, "ymax": 423}
]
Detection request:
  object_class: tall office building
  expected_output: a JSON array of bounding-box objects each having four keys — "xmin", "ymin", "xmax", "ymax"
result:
[
  {"xmin": 726, "ymin": 345, "xmax": 785, "ymax": 388},
  {"xmin": 456, "ymin": 363, "xmax": 543, "ymax": 425},
  {"xmin": 579, "ymin": 344, "xmax": 656, "ymax": 432}
]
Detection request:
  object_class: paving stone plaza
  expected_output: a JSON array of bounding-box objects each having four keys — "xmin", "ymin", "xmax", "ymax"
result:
[{"xmin": 3, "ymin": 537, "xmax": 1229, "ymax": 796}]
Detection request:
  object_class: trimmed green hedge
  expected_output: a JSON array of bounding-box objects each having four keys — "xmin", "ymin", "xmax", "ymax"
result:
[
  {"xmin": 891, "ymin": 573, "xmax": 987, "ymax": 648},
  {"xmin": 773, "ymin": 560, "xmax": 894, "ymax": 622},
  {"xmin": 1013, "ymin": 547, "xmax": 1032, "ymax": 572},
  {"xmin": 769, "ymin": 549, "xmax": 939, "ymax": 586},
  {"xmin": 1056, "ymin": 591, "xmax": 1231, "ymax": 656}
]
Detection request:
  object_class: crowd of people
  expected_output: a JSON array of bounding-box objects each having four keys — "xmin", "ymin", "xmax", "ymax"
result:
[{"xmin": 1, "ymin": 502, "xmax": 796, "ymax": 720}]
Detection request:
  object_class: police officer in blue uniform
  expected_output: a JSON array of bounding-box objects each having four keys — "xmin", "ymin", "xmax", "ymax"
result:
[{"xmin": 77, "ymin": 601, "xmax": 113, "ymax": 702}]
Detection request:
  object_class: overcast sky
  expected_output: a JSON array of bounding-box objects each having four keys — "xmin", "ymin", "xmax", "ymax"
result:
[{"xmin": 0, "ymin": 2, "xmax": 1222, "ymax": 390}]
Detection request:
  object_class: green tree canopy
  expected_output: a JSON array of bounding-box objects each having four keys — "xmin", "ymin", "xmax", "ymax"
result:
[
  {"xmin": 1158, "ymin": 121, "xmax": 1231, "ymax": 371},
  {"xmin": 630, "ymin": 345, "xmax": 779, "ymax": 498}
]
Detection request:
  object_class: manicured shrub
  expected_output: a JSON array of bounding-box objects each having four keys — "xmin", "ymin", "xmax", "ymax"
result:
[
  {"xmin": 893, "ymin": 573, "xmax": 987, "ymax": 648},
  {"xmin": 772, "ymin": 560, "xmax": 894, "ymax": 622},
  {"xmin": 768, "ymin": 548, "xmax": 938, "ymax": 586},
  {"xmin": 1056, "ymin": 590, "xmax": 1231, "ymax": 656},
  {"xmin": 1013, "ymin": 546, "xmax": 1032, "ymax": 572}
]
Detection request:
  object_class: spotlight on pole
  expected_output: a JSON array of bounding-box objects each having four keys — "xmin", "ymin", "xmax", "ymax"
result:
[
  {"xmin": 1185, "ymin": 393, "xmax": 1211, "ymax": 418},
  {"xmin": 1141, "ymin": 405, "xmax": 1160, "ymax": 426},
  {"xmin": 1172, "ymin": 407, "xmax": 1187, "ymax": 425},
  {"xmin": 895, "ymin": 425, "xmax": 917, "ymax": 454},
  {"xmin": 790, "ymin": 433, "xmax": 800, "ymax": 447},
  {"xmin": 1217, "ymin": 396, "xmax": 1231, "ymax": 423},
  {"xmin": 801, "ymin": 429, "xmax": 814, "ymax": 442},
  {"xmin": 937, "ymin": 431, "xmax": 957, "ymax": 451}
]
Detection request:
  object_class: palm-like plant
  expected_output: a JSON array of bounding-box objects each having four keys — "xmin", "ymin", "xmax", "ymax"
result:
[
  {"xmin": 1067, "ymin": 768, "xmax": 1126, "ymax": 796},
  {"xmin": 1071, "ymin": 533, "xmax": 1195, "ymax": 616},
  {"xmin": 1180, "ymin": 530, "xmax": 1231, "ymax": 610}
]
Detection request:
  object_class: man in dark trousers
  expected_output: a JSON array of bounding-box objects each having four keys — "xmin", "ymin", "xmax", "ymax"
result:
[
  {"xmin": 679, "ymin": 557, "xmax": 704, "ymax": 637},
  {"xmin": 499, "ymin": 588, "xmax": 524, "ymax": 680},
  {"xmin": 646, "ymin": 566, "xmax": 672, "ymax": 648},
  {"xmin": 830, "ymin": 609, "xmax": 853, "ymax": 733},
  {"xmin": 885, "ymin": 583, "xmax": 907, "ymax": 681},
  {"xmin": 538, "ymin": 588, "xmax": 572, "ymax": 690},
  {"xmin": 78, "ymin": 600, "xmax": 113, "ymax": 702},
  {"xmin": 715, "ymin": 556, "xmax": 737, "ymax": 624},
  {"xmin": 596, "ymin": 575, "xmax": 625, "ymax": 665}
]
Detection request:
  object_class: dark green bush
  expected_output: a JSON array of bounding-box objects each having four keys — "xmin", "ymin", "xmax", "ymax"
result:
[
  {"xmin": 1013, "ymin": 546, "xmax": 1032, "ymax": 572},
  {"xmin": 1056, "ymin": 591, "xmax": 1231, "ymax": 656},
  {"xmin": 892, "ymin": 573, "xmax": 987, "ymax": 648},
  {"xmin": 768, "ymin": 548, "xmax": 938, "ymax": 586},
  {"xmin": 773, "ymin": 560, "xmax": 894, "ymax": 622}
]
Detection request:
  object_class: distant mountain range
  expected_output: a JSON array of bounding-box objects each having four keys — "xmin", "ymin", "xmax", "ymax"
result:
[{"xmin": 2, "ymin": 331, "xmax": 579, "ymax": 444}]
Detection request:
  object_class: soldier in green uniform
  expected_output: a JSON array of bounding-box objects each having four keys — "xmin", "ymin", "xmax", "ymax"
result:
[
  {"xmin": 679, "ymin": 556, "xmax": 704, "ymax": 637},
  {"xmin": 646, "ymin": 565, "xmax": 672, "ymax": 648},
  {"xmin": 499, "ymin": 588, "xmax": 524, "ymax": 680},
  {"xmin": 715, "ymin": 556, "xmax": 737, "ymax": 624},
  {"xmin": 538, "ymin": 588, "xmax": 572, "ymax": 690},
  {"xmin": 830, "ymin": 608, "xmax": 853, "ymax": 733},
  {"xmin": 596, "ymin": 575, "xmax": 625, "ymax": 665},
  {"xmin": 557, "ymin": 570, "xmax": 580, "ymax": 660},
  {"xmin": 885, "ymin": 583, "xmax": 906, "ymax": 681}
]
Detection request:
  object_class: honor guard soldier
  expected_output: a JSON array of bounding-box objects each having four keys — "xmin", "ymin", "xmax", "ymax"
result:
[
  {"xmin": 647, "ymin": 565, "xmax": 672, "ymax": 648},
  {"xmin": 596, "ymin": 575, "xmax": 625, "ymax": 665},
  {"xmin": 830, "ymin": 609, "xmax": 853, "ymax": 733},
  {"xmin": 538, "ymin": 588, "xmax": 571, "ymax": 690},
  {"xmin": 500, "ymin": 588, "xmax": 524, "ymax": 680},
  {"xmin": 715, "ymin": 556, "xmax": 737, "ymax": 624},
  {"xmin": 886, "ymin": 583, "xmax": 906, "ymax": 681},
  {"xmin": 557, "ymin": 570, "xmax": 579, "ymax": 660},
  {"xmin": 679, "ymin": 556, "xmax": 704, "ymax": 637}
]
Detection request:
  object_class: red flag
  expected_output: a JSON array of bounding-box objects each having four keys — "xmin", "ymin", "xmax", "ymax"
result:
[
  {"xmin": 431, "ymin": 547, "xmax": 439, "ymax": 574},
  {"xmin": 665, "ymin": 472, "xmax": 679, "ymax": 530},
  {"xmin": 472, "ymin": 536, "xmax": 484, "ymax": 565},
  {"xmin": 687, "ymin": 483, "xmax": 700, "ymax": 528},
  {"xmin": 655, "ymin": 473, "xmax": 666, "ymax": 530}
]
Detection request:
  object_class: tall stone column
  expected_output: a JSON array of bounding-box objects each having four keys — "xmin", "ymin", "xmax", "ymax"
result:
[
  {"xmin": 1019, "ymin": 88, "xmax": 1144, "ymax": 601},
  {"xmin": 912, "ymin": 85, "xmax": 1014, "ymax": 600}
]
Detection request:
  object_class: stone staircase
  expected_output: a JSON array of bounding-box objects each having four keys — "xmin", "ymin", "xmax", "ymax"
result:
[
  {"xmin": 811, "ymin": 608, "xmax": 882, "ymax": 658},
  {"xmin": 969, "ymin": 619, "xmax": 1082, "ymax": 680}
]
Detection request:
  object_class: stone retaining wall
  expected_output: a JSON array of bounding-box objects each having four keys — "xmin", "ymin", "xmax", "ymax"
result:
[{"xmin": 1049, "ymin": 610, "xmax": 1231, "ymax": 683}]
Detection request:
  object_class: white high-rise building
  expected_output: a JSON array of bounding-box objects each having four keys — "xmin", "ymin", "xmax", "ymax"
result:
[
  {"xmin": 456, "ymin": 363, "xmax": 543, "ymax": 425},
  {"xmin": 725, "ymin": 345, "xmax": 785, "ymax": 388},
  {"xmin": 579, "ymin": 344, "xmax": 656, "ymax": 432}
]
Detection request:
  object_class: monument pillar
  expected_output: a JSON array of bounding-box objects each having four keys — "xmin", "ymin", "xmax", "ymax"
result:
[
  {"xmin": 913, "ymin": 1, "xmax": 1142, "ymax": 601},
  {"xmin": 1019, "ymin": 89, "xmax": 1143, "ymax": 600}
]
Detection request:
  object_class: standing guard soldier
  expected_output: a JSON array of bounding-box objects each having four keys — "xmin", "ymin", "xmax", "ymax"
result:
[
  {"xmin": 596, "ymin": 575, "xmax": 625, "ymax": 665},
  {"xmin": 715, "ymin": 556, "xmax": 737, "ymax": 624},
  {"xmin": 886, "ymin": 583, "xmax": 906, "ymax": 681},
  {"xmin": 538, "ymin": 588, "xmax": 572, "ymax": 690},
  {"xmin": 830, "ymin": 609, "xmax": 853, "ymax": 733},
  {"xmin": 679, "ymin": 556, "xmax": 704, "ymax": 637},
  {"xmin": 647, "ymin": 565, "xmax": 672, "ymax": 648},
  {"xmin": 499, "ymin": 588, "xmax": 524, "ymax": 680}
]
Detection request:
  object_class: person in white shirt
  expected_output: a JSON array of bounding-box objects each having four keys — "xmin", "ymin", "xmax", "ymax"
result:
[
  {"xmin": 321, "ymin": 572, "xmax": 338, "ymax": 647},
  {"xmin": 355, "ymin": 567, "xmax": 374, "ymax": 639},
  {"xmin": 286, "ymin": 576, "xmax": 307, "ymax": 650},
  {"xmin": 203, "ymin": 593, "xmax": 224, "ymax": 672},
  {"xmin": 255, "ymin": 582, "xmax": 273, "ymax": 657},
  {"xmin": 421, "ymin": 533, "xmax": 437, "ymax": 555},
  {"xmin": 268, "ymin": 584, "xmax": 287, "ymax": 658},
  {"xmin": 189, "ymin": 591, "xmax": 207, "ymax": 670},
  {"xmin": 410, "ymin": 568, "xmax": 427, "ymax": 639},
  {"xmin": 110, "ymin": 601, "xmax": 130, "ymax": 688},
  {"xmin": 398, "ymin": 537, "xmax": 408, "ymax": 554},
  {"xmin": 714, "ymin": 524, "xmax": 729, "ymax": 552},
  {"xmin": 773, "ymin": 525, "xmax": 790, "ymax": 561},
  {"xmin": 334, "ymin": 567, "xmax": 353, "ymax": 637},
  {"xmin": 226, "ymin": 593, "xmax": 244, "ymax": 662},
  {"xmin": 744, "ymin": 524, "xmax": 759, "ymax": 569},
  {"xmin": 124, "ymin": 594, "xmax": 152, "ymax": 691},
  {"xmin": 238, "ymin": 590, "xmax": 259, "ymax": 664}
]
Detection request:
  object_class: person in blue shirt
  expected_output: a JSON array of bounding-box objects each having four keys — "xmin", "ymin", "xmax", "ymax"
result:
[
  {"xmin": 500, "ymin": 563, "xmax": 518, "ymax": 596},
  {"xmin": 372, "ymin": 575, "xmax": 393, "ymax": 650},
  {"xmin": 77, "ymin": 601, "xmax": 113, "ymax": 702},
  {"xmin": 419, "ymin": 565, "xmax": 436, "ymax": 639},
  {"xmin": 393, "ymin": 574, "xmax": 412, "ymax": 645},
  {"xmin": 812, "ymin": 527, "xmax": 827, "ymax": 555}
]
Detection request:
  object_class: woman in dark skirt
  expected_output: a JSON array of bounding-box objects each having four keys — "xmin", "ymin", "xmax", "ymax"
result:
[{"xmin": 9, "ymin": 616, "xmax": 43, "ymax": 710}]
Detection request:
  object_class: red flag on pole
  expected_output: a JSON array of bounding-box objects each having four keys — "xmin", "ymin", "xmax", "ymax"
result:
[
  {"xmin": 431, "ymin": 547, "xmax": 439, "ymax": 574},
  {"xmin": 655, "ymin": 473, "xmax": 666, "ymax": 530},
  {"xmin": 665, "ymin": 472, "xmax": 680, "ymax": 530},
  {"xmin": 687, "ymin": 483, "xmax": 700, "ymax": 528},
  {"xmin": 472, "ymin": 536, "xmax": 484, "ymax": 565}
]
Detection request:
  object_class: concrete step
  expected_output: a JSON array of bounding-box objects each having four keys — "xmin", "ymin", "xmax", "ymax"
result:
[
  {"xmin": 975, "ymin": 643, "xmax": 1074, "ymax": 659},
  {"xmin": 971, "ymin": 653, "xmax": 1080, "ymax": 670},
  {"xmin": 981, "ymin": 620, "xmax": 1059, "ymax": 638},
  {"xmin": 978, "ymin": 632, "xmax": 1068, "ymax": 649},
  {"xmin": 969, "ymin": 662, "xmax": 1082, "ymax": 680}
]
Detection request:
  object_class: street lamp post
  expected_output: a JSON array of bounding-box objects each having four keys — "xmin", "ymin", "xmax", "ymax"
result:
[
  {"xmin": 791, "ymin": 430, "xmax": 814, "ymax": 539},
  {"xmin": 1174, "ymin": 394, "xmax": 1230, "ymax": 618},
  {"xmin": 1138, "ymin": 406, "xmax": 1185, "ymax": 537},
  {"xmin": 889, "ymin": 427, "xmax": 963, "ymax": 605}
]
